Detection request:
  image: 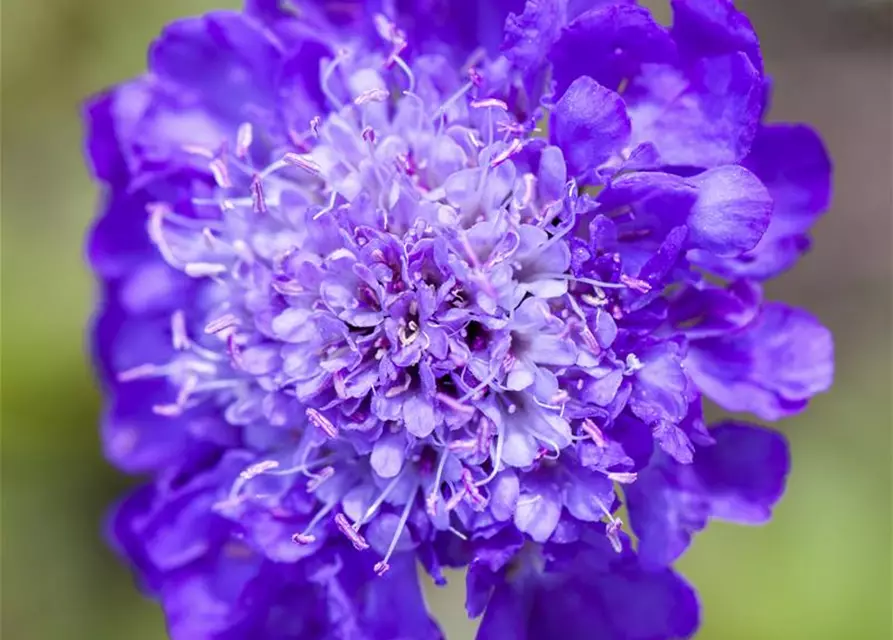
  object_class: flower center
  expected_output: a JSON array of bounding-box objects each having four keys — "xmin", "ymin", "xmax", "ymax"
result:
[{"xmin": 117, "ymin": 25, "xmax": 638, "ymax": 572}]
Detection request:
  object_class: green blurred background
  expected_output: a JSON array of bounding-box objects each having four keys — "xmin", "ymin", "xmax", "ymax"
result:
[{"xmin": 1, "ymin": 1, "xmax": 890, "ymax": 638}]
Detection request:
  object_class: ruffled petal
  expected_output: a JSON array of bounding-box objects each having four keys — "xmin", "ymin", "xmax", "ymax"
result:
[
  {"xmin": 686, "ymin": 164, "xmax": 772, "ymax": 256},
  {"xmin": 670, "ymin": 0, "xmax": 762, "ymax": 71},
  {"xmin": 476, "ymin": 540, "xmax": 700, "ymax": 640},
  {"xmin": 627, "ymin": 421, "xmax": 789, "ymax": 567},
  {"xmin": 686, "ymin": 303, "xmax": 834, "ymax": 420},
  {"xmin": 503, "ymin": 0, "xmax": 568, "ymax": 71},
  {"xmin": 627, "ymin": 53, "xmax": 764, "ymax": 168},
  {"xmin": 549, "ymin": 4, "xmax": 676, "ymax": 96},
  {"xmin": 552, "ymin": 76, "xmax": 631, "ymax": 176},
  {"xmin": 149, "ymin": 11, "xmax": 283, "ymax": 122},
  {"xmin": 693, "ymin": 124, "xmax": 832, "ymax": 277},
  {"xmin": 82, "ymin": 80, "xmax": 153, "ymax": 184},
  {"xmin": 694, "ymin": 422, "xmax": 790, "ymax": 524}
]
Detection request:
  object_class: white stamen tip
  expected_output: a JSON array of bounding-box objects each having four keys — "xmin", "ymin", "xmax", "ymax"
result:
[
  {"xmin": 185, "ymin": 262, "xmax": 228, "ymax": 278},
  {"xmin": 470, "ymin": 98, "xmax": 508, "ymax": 111},
  {"xmin": 607, "ymin": 471, "xmax": 638, "ymax": 484},
  {"xmin": 235, "ymin": 123, "xmax": 253, "ymax": 158},
  {"xmin": 354, "ymin": 88, "xmax": 389, "ymax": 105},
  {"xmin": 282, "ymin": 153, "xmax": 322, "ymax": 176},
  {"xmin": 239, "ymin": 460, "xmax": 280, "ymax": 480}
]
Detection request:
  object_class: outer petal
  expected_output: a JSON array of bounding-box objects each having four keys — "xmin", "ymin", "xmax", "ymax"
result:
[
  {"xmin": 669, "ymin": 279, "xmax": 762, "ymax": 340},
  {"xmin": 94, "ymin": 299, "xmax": 202, "ymax": 473},
  {"xmin": 111, "ymin": 462, "xmax": 442, "ymax": 639},
  {"xmin": 549, "ymin": 4, "xmax": 676, "ymax": 96},
  {"xmin": 83, "ymin": 80, "xmax": 153, "ymax": 184},
  {"xmin": 686, "ymin": 303, "xmax": 834, "ymax": 420},
  {"xmin": 112, "ymin": 12, "xmax": 293, "ymax": 171},
  {"xmin": 476, "ymin": 540, "xmax": 700, "ymax": 640},
  {"xmin": 148, "ymin": 11, "xmax": 283, "ymax": 122},
  {"xmin": 533, "ymin": 559, "xmax": 699, "ymax": 640},
  {"xmin": 670, "ymin": 0, "xmax": 763, "ymax": 71},
  {"xmin": 625, "ymin": 456, "xmax": 707, "ymax": 568},
  {"xmin": 597, "ymin": 171, "xmax": 699, "ymax": 237},
  {"xmin": 552, "ymin": 76, "xmax": 631, "ymax": 176},
  {"xmin": 101, "ymin": 382, "xmax": 191, "ymax": 474},
  {"xmin": 466, "ymin": 528, "xmax": 526, "ymax": 618},
  {"xmin": 694, "ymin": 422, "xmax": 790, "ymax": 524},
  {"xmin": 686, "ymin": 165, "xmax": 772, "ymax": 256},
  {"xmin": 390, "ymin": 0, "xmax": 522, "ymax": 57},
  {"xmin": 627, "ymin": 422, "xmax": 790, "ymax": 567},
  {"xmin": 503, "ymin": 0, "xmax": 568, "ymax": 71},
  {"xmin": 693, "ymin": 124, "xmax": 832, "ymax": 277},
  {"xmin": 348, "ymin": 552, "xmax": 444, "ymax": 640},
  {"xmin": 627, "ymin": 53, "xmax": 763, "ymax": 168}
]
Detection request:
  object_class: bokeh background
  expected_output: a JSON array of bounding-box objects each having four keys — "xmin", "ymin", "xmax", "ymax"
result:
[{"xmin": 1, "ymin": 1, "xmax": 891, "ymax": 638}]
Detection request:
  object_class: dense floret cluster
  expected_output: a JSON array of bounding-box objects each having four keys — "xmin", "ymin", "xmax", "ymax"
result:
[{"xmin": 85, "ymin": 1, "xmax": 833, "ymax": 638}]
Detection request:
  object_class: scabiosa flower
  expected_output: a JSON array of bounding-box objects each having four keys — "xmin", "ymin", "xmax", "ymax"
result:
[{"xmin": 85, "ymin": 1, "xmax": 834, "ymax": 638}]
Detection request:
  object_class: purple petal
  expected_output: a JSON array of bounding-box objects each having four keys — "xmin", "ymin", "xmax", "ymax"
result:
[
  {"xmin": 598, "ymin": 171, "xmax": 699, "ymax": 234},
  {"xmin": 239, "ymin": 345, "xmax": 280, "ymax": 376},
  {"xmin": 670, "ymin": 279, "xmax": 762, "ymax": 340},
  {"xmin": 564, "ymin": 471, "xmax": 615, "ymax": 522},
  {"xmin": 478, "ymin": 540, "xmax": 700, "ymax": 640},
  {"xmin": 546, "ymin": 560, "xmax": 700, "ymax": 640},
  {"xmin": 513, "ymin": 483, "xmax": 562, "ymax": 542},
  {"xmin": 628, "ymin": 421, "xmax": 789, "ymax": 568},
  {"xmin": 549, "ymin": 4, "xmax": 676, "ymax": 95},
  {"xmin": 552, "ymin": 76, "xmax": 631, "ymax": 176},
  {"xmin": 403, "ymin": 393, "xmax": 437, "ymax": 438},
  {"xmin": 371, "ymin": 432, "xmax": 407, "ymax": 479},
  {"xmin": 489, "ymin": 471, "xmax": 520, "ymax": 522},
  {"xmin": 474, "ymin": 575, "xmax": 532, "ymax": 639},
  {"xmin": 653, "ymin": 421, "xmax": 695, "ymax": 465},
  {"xmin": 537, "ymin": 145, "xmax": 567, "ymax": 204},
  {"xmin": 670, "ymin": 0, "xmax": 763, "ymax": 72},
  {"xmin": 627, "ymin": 53, "xmax": 763, "ymax": 167},
  {"xmin": 501, "ymin": 426, "xmax": 540, "ymax": 468},
  {"xmin": 588, "ymin": 368, "xmax": 623, "ymax": 407},
  {"xmin": 593, "ymin": 308, "xmax": 618, "ymax": 348},
  {"xmin": 687, "ymin": 165, "xmax": 772, "ymax": 256},
  {"xmin": 502, "ymin": 0, "xmax": 567, "ymax": 71},
  {"xmin": 626, "ymin": 459, "xmax": 709, "ymax": 568},
  {"xmin": 695, "ymin": 124, "xmax": 832, "ymax": 278},
  {"xmin": 149, "ymin": 11, "xmax": 282, "ymax": 123},
  {"xmin": 365, "ymin": 513, "xmax": 416, "ymax": 555},
  {"xmin": 83, "ymin": 80, "xmax": 152, "ymax": 184},
  {"xmin": 687, "ymin": 303, "xmax": 834, "ymax": 420},
  {"xmin": 743, "ymin": 125, "xmax": 832, "ymax": 235},
  {"xmin": 628, "ymin": 342, "xmax": 692, "ymax": 426},
  {"xmin": 388, "ymin": 0, "xmax": 521, "ymax": 57},
  {"xmin": 506, "ymin": 359, "xmax": 537, "ymax": 391},
  {"xmin": 695, "ymin": 422, "xmax": 790, "ymax": 524},
  {"xmin": 526, "ymin": 334, "xmax": 578, "ymax": 366}
]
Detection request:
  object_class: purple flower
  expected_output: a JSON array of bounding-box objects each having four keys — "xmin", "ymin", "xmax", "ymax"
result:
[{"xmin": 85, "ymin": 1, "xmax": 833, "ymax": 637}]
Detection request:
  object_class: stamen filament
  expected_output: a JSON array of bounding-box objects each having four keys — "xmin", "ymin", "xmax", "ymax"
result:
[
  {"xmin": 544, "ymin": 273, "xmax": 628, "ymax": 290},
  {"xmin": 426, "ymin": 450, "xmax": 450, "ymax": 515},
  {"xmin": 355, "ymin": 472, "xmax": 405, "ymax": 527},
  {"xmin": 373, "ymin": 493, "xmax": 416, "ymax": 576},
  {"xmin": 432, "ymin": 80, "xmax": 474, "ymax": 121}
]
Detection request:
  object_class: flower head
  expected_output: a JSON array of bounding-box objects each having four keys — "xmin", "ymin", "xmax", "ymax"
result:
[{"xmin": 86, "ymin": 1, "xmax": 833, "ymax": 638}]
